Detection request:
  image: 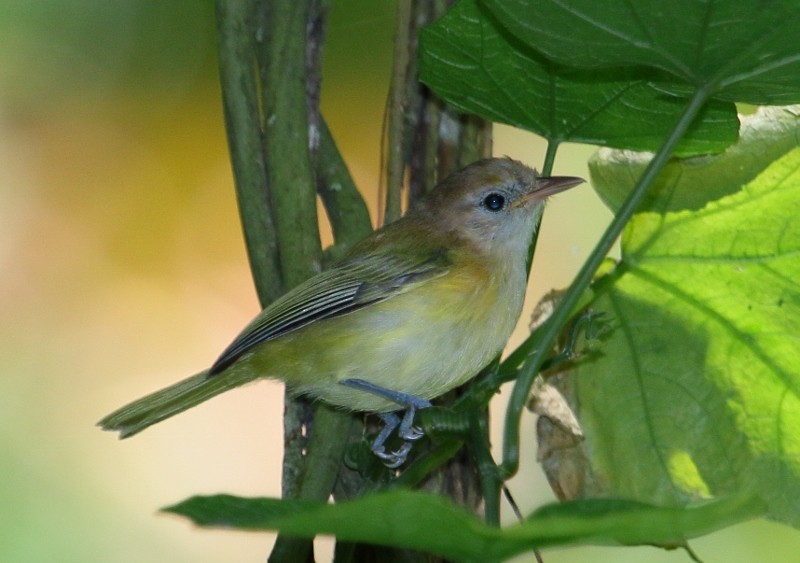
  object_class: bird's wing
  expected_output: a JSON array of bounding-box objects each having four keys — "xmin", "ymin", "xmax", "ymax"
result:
[{"xmin": 209, "ymin": 249, "xmax": 450, "ymax": 374}]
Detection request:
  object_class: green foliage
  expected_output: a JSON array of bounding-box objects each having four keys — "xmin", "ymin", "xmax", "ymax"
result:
[
  {"xmin": 168, "ymin": 0, "xmax": 800, "ymax": 559},
  {"xmin": 589, "ymin": 107, "xmax": 800, "ymax": 212},
  {"xmin": 575, "ymin": 144, "xmax": 800, "ymax": 525},
  {"xmin": 164, "ymin": 491, "xmax": 764, "ymax": 559},
  {"xmin": 483, "ymin": 0, "xmax": 800, "ymax": 104},
  {"xmin": 419, "ymin": 0, "xmax": 738, "ymax": 156}
]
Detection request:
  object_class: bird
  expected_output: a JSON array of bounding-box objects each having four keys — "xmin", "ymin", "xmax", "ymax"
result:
[{"xmin": 99, "ymin": 157, "xmax": 582, "ymax": 467}]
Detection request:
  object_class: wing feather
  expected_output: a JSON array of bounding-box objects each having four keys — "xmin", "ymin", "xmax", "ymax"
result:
[{"xmin": 209, "ymin": 250, "xmax": 449, "ymax": 374}]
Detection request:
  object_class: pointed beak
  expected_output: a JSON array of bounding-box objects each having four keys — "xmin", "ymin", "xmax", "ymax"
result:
[
  {"xmin": 531, "ymin": 175, "xmax": 585, "ymax": 199},
  {"xmin": 509, "ymin": 174, "xmax": 584, "ymax": 209}
]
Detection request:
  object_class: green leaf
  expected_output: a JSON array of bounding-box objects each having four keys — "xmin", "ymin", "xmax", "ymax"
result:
[
  {"xmin": 164, "ymin": 490, "xmax": 763, "ymax": 559},
  {"xmin": 482, "ymin": 0, "xmax": 800, "ymax": 104},
  {"xmin": 590, "ymin": 106, "xmax": 800, "ymax": 213},
  {"xmin": 570, "ymin": 147, "xmax": 800, "ymax": 526},
  {"xmin": 419, "ymin": 0, "xmax": 738, "ymax": 156}
]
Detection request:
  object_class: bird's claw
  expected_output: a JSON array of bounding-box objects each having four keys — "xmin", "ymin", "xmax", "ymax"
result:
[
  {"xmin": 373, "ymin": 442, "xmax": 413, "ymax": 468},
  {"xmin": 401, "ymin": 425, "xmax": 425, "ymax": 441},
  {"xmin": 338, "ymin": 378, "xmax": 432, "ymax": 467}
]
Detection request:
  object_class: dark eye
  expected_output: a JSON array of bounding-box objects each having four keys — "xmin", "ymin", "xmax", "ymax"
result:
[{"xmin": 483, "ymin": 193, "xmax": 505, "ymax": 211}]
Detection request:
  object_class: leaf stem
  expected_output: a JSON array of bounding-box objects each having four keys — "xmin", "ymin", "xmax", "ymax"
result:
[
  {"xmin": 540, "ymin": 140, "xmax": 559, "ymax": 177},
  {"xmin": 470, "ymin": 412, "xmax": 501, "ymax": 526},
  {"xmin": 500, "ymin": 85, "xmax": 714, "ymax": 478},
  {"xmin": 525, "ymin": 139, "xmax": 562, "ymax": 273}
]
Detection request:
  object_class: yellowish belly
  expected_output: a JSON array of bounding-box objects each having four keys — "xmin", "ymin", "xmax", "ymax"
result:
[{"xmin": 234, "ymin": 263, "xmax": 525, "ymax": 412}]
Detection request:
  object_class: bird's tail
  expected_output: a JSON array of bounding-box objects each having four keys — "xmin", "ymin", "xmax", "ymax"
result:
[{"xmin": 98, "ymin": 369, "xmax": 245, "ymax": 438}]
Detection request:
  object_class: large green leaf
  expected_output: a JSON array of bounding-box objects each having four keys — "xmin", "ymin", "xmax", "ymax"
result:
[
  {"xmin": 483, "ymin": 0, "xmax": 800, "ymax": 104},
  {"xmin": 567, "ymin": 147, "xmax": 800, "ymax": 526},
  {"xmin": 590, "ymin": 106, "xmax": 800, "ymax": 213},
  {"xmin": 419, "ymin": 0, "xmax": 737, "ymax": 156},
  {"xmin": 164, "ymin": 490, "xmax": 763, "ymax": 560}
]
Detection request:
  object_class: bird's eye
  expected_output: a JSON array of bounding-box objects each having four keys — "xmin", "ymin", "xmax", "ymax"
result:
[{"xmin": 483, "ymin": 192, "xmax": 506, "ymax": 211}]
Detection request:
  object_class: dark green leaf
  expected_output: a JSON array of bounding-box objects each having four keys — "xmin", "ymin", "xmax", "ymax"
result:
[
  {"xmin": 164, "ymin": 490, "xmax": 763, "ymax": 559},
  {"xmin": 590, "ymin": 105, "xmax": 800, "ymax": 213},
  {"xmin": 420, "ymin": 0, "xmax": 737, "ymax": 156},
  {"xmin": 483, "ymin": 0, "xmax": 800, "ymax": 104}
]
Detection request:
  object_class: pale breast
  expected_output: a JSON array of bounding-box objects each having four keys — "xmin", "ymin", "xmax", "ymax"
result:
[{"xmin": 261, "ymin": 256, "xmax": 528, "ymax": 412}]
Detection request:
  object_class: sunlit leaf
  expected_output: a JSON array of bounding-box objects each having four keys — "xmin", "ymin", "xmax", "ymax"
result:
[{"xmin": 571, "ymin": 147, "xmax": 800, "ymax": 526}]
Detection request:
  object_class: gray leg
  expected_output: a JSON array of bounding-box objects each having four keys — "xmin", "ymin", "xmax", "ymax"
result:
[
  {"xmin": 374, "ymin": 413, "xmax": 412, "ymax": 468},
  {"xmin": 398, "ymin": 405, "xmax": 425, "ymax": 441},
  {"xmin": 339, "ymin": 378, "xmax": 432, "ymax": 410},
  {"xmin": 340, "ymin": 378, "xmax": 432, "ymax": 467}
]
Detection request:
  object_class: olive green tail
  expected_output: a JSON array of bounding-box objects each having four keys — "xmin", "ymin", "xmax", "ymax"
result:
[{"xmin": 98, "ymin": 370, "xmax": 243, "ymax": 438}]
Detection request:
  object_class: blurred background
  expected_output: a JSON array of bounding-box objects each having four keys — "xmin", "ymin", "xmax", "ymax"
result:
[{"xmin": 2, "ymin": 1, "xmax": 799, "ymax": 561}]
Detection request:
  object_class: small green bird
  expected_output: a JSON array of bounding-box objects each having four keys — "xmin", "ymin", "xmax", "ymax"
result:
[{"xmin": 99, "ymin": 158, "xmax": 582, "ymax": 466}]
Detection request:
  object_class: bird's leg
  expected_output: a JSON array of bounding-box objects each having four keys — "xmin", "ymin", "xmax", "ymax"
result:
[
  {"xmin": 397, "ymin": 404, "xmax": 426, "ymax": 441},
  {"xmin": 373, "ymin": 413, "xmax": 412, "ymax": 468},
  {"xmin": 340, "ymin": 378, "xmax": 432, "ymax": 467}
]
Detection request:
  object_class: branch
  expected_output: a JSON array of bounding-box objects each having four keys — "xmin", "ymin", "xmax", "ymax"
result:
[{"xmin": 215, "ymin": 0, "xmax": 282, "ymax": 304}]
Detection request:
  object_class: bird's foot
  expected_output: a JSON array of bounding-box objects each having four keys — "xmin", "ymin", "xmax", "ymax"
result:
[
  {"xmin": 340, "ymin": 378, "xmax": 433, "ymax": 467},
  {"xmin": 372, "ymin": 441, "xmax": 413, "ymax": 469}
]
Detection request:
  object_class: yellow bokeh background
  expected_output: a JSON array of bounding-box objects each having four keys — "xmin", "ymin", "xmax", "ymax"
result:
[{"xmin": 2, "ymin": 2, "xmax": 798, "ymax": 561}]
